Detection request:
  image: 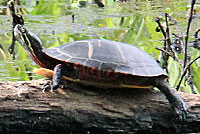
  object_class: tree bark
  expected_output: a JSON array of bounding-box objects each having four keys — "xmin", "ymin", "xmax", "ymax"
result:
[{"xmin": 0, "ymin": 79, "xmax": 200, "ymax": 134}]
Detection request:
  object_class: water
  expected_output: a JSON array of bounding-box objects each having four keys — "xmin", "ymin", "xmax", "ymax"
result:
[{"xmin": 0, "ymin": 0, "xmax": 199, "ymax": 92}]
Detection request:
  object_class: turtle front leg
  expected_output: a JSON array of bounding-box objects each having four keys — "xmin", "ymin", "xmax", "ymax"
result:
[{"xmin": 52, "ymin": 64, "xmax": 63, "ymax": 91}]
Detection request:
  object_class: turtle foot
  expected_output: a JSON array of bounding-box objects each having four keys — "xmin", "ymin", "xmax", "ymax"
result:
[
  {"xmin": 155, "ymin": 79, "xmax": 189, "ymax": 121},
  {"xmin": 41, "ymin": 80, "xmax": 52, "ymax": 92},
  {"xmin": 172, "ymin": 99, "xmax": 188, "ymax": 121},
  {"xmin": 41, "ymin": 79, "xmax": 66, "ymax": 93}
]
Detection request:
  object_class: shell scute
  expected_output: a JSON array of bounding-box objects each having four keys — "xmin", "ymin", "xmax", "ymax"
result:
[{"xmin": 43, "ymin": 39, "xmax": 167, "ymax": 77}]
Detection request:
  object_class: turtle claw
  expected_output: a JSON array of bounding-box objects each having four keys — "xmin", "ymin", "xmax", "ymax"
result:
[
  {"xmin": 41, "ymin": 79, "xmax": 61, "ymax": 92},
  {"xmin": 172, "ymin": 100, "xmax": 188, "ymax": 121},
  {"xmin": 50, "ymin": 86, "xmax": 53, "ymax": 93},
  {"xmin": 41, "ymin": 80, "xmax": 51, "ymax": 92},
  {"xmin": 50, "ymin": 85, "xmax": 56, "ymax": 92},
  {"xmin": 174, "ymin": 108, "xmax": 187, "ymax": 121},
  {"xmin": 51, "ymin": 84, "xmax": 60, "ymax": 92}
]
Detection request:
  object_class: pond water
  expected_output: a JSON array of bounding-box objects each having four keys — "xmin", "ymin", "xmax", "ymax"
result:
[{"xmin": 0, "ymin": 0, "xmax": 199, "ymax": 92}]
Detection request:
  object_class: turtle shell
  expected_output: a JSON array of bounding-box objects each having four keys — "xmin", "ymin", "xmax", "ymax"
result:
[{"xmin": 43, "ymin": 39, "xmax": 167, "ymax": 77}]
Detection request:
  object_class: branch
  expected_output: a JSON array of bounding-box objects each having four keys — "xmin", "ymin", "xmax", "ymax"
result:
[
  {"xmin": 156, "ymin": 47, "xmax": 182, "ymax": 64},
  {"xmin": 183, "ymin": 0, "xmax": 196, "ymax": 68},
  {"xmin": 176, "ymin": 56, "xmax": 200, "ymax": 90},
  {"xmin": 176, "ymin": 0, "xmax": 196, "ymax": 90},
  {"xmin": 155, "ymin": 17, "xmax": 166, "ymax": 39},
  {"xmin": 194, "ymin": 28, "xmax": 200, "ymax": 39},
  {"xmin": 155, "ymin": 17, "xmax": 169, "ymax": 72},
  {"xmin": 165, "ymin": 13, "xmax": 173, "ymax": 53}
]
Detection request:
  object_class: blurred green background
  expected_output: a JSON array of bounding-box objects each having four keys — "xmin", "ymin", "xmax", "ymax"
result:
[{"xmin": 0, "ymin": 0, "xmax": 199, "ymax": 93}]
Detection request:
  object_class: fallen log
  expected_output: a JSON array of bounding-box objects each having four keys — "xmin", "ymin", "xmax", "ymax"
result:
[{"xmin": 0, "ymin": 79, "xmax": 199, "ymax": 134}]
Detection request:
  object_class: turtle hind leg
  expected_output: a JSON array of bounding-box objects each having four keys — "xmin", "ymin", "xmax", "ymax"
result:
[
  {"xmin": 155, "ymin": 78, "xmax": 188, "ymax": 121},
  {"xmin": 52, "ymin": 64, "xmax": 63, "ymax": 91}
]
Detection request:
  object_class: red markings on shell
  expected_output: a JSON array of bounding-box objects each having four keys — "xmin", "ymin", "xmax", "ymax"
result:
[
  {"xmin": 106, "ymin": 70, "xmax": 112, "ymax": 77},
  {"xmin": 73, "ymin": 63, "xmax": 79, "ymax": 69},
  {"xmin": 90, "ymin": 67, "xmax": 95, "ymax": 73},
  {"xmin": 82, "ymin": 65, "xmax": 86, "ymax": 72},
  {"xmin": 123, "ymin": 72, "xmax": 129, "ymax": 75}
]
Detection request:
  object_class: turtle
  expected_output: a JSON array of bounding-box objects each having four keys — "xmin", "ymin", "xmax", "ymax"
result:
[{"xmin": 13, "ymin": 24, "xmax": 188, "ymax": 119}]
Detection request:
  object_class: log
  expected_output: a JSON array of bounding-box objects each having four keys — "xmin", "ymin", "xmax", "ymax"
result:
[{"xmin": 0, "ymin": 79, "xmax": 200, "ymax": 134}]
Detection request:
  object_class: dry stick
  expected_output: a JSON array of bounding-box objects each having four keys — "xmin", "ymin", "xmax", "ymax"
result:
[
  {"xmin": 160, "ymin": 13, "xmax": 174, "ymax": 73},
  {"xmin": 189, "ymin": 29, "xmax": 200, "ymax": 50},
  {"xmin": 194, "ymin": 29, "xmax": 200, "ymax": 39},
  {"xmin": 155, "ymin": 17, "xmax": 167, "ymax": 50},
  {"xmin": 188, "ymin": 56, "xmax": 200, "ymax": 68},
  {"xmin": 183, "ymin": 0, "xmax": 196, "ymax": 68},
  {"xmin": 155, "ymin": 47, "xmax": 182, "ymax": 63},
  {"xmin": 165, "ymin": 13, "xmax": 173, "ymax": 53},
  {"xmin": 176, "ymin": 0, "xmax": 196, "ymax": 90},
  {"xmin": 155, "ymin": 17, "xmax": 166, "ymax": 39},
  {"xmin": 155, "ymin": 17, "xmax": 169, "ymax": 72},
  {"xmin": 187, "ymin": 67, "xmax": 196, "ymax": 94},
  {"xmin": 176, "ymin": 56, "xmax": 200, "ymax": 90}
]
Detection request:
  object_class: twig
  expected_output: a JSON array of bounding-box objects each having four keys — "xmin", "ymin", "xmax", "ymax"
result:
[
  {"xmin": 188, "ymin": 29, "xmax": 200, "ymax": 50},
  {"xmin": 194, "ymin": 29, "xmax": 200, "ymax": 39},
  {"xmin": 176, "ymin": 56, "xmax": 200, "ymax": 90},
  {"xmin": 156, "ymin": 47, "xmax": 182, "ymax": 64},
  {"xmin": 165, "ymin": 13, "xmax": 173, "ymax": 53},
  {"xmin": 155, "ymin": 17, "xmax": 169, "ymax": 72},
  {"xmin": 186, "ymin": 68, "xmax": 196, "ymax": 94},
  {"xmin": 183, "ymin": 0, "xmax": 196, "ymax": 68},
  {"xmin": 188, "ymin": 56, "xmax": 200, "ymax": 67},
  {"xmin": 155, "ymin": 17, "xmax": 166, "ymax": 39},
  {"xmin": 176, "ymin": 0, "xmax": 196, "ymax": 91}
]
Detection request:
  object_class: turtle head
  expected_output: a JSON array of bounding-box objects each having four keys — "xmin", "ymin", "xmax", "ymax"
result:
[{"xmin": 14, "ymin": 24, "xmax": 43, "ymax": 54}]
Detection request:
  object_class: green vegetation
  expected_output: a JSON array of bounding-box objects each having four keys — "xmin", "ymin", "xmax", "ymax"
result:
[{"xmin": 0, "ymin": 0, "xmax": 199, "ymax": 93}]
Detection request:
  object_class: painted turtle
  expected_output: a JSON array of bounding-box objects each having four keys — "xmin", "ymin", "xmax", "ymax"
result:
[{"xmin": 13, "ymin": 24, "xmax": 187, "ymax": 119}]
